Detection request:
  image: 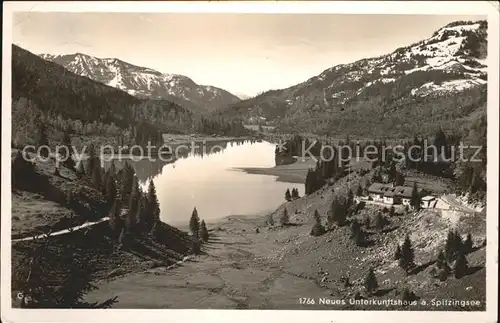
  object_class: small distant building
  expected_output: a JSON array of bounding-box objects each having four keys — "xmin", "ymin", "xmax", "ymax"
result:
[
  {"xmin": 367, "ymin": 183, "xmax": 415, "ymax": 206},
  {"xmin": 421, "ymin": 195, "xmax": 437, "ymax": 209}
]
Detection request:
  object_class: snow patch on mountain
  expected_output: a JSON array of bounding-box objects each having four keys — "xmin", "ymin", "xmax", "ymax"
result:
[{"xmin": 38, "ymin": 53, "xmax": 240, "ymax": 112}]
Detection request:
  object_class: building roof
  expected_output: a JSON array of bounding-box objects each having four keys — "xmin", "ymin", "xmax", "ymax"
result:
[
  {"xmin": 367, "ymin": 183, "xmax": 392, "ymax": 195},
  {"xmin": 367, "ymin": 183, "xmax": 414, "ymax": 198},
  {"xmin": 421, "ymin": 195, "xmax": 436, "ymax": 201}
]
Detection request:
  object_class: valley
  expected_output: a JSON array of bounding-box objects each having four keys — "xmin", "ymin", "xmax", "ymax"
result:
[{"xmin": 7, "ymin": 18, "xmax": 489, "ymax": 312}]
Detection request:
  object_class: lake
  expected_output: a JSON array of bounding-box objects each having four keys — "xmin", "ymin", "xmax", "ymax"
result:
[{"xmin": 115, "ymin": 140, "xmax": 304, "ymax": 225}]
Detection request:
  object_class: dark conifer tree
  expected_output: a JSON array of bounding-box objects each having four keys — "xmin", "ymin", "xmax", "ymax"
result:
[
  {"xmin": 453, "ymin": 250, "xmax": 469, "ymax": 278},
  {"xmin": 445, "ymin": 229, "xmax": 463, "ymax": 262},
  {"xmin": 399, "ymin": 234, "xmax": 415, "ymax": 273},
  {"xmin": 61, "ymin": 132, "xmax": 76, "ymax": 171},
  {"xmin": 12, "ymin": 150, "xmax": 36, "ymax": 190},
  {"xmin": 189, "ymin": 207, "xmax": 200, "ymax": 238},
  {"xmin": 105, "ymin": 173, "xmax": 116, "ymax": 205},
  {"xmin": 330, "ymin": 197, "xmax": 347, "ymax": 226},
  {"xmin": 347, "ymin": 189, "xmax": 354, "ymax": 207},
  {"xmin": 146, "ymin": 179, "xmax": 160, "ymax": 233},
  {"xmin": 38, "ymin": 123, "xmax": 49, "ymax": 158},
  {"xmin": 350, "ymin": 219, "xmax": 361, "ymax": 238},
  {"xmin": 310, "ymin": 210, "xmax": 325, "ymax": 236},
  {"xmin": 374, "ymin": 213, "xmax": 385, "ymax": 231},
  {"xmin": 14, "ymin": 234, "xmax": 118, "ymax": 308},
  {"xmin": 394, "ymin": 245, "xmax": 402, "ymax": 260},
  {"xmin": 285, "ymin": 189, "xmax": 292, "ymax": 202},
  {"xmin": 356, "ymin": 185, "xmax": 363, "ymax": 197},
  {"xmin": 354, "ymin": 228, "xmax": 366, "ymax": 246},
  {"xmin": 91, "ymin": 163, "xmax": 102, "ymax": 191},
  {"xmin": 395, "ymin": 172, "xmax": 405, "ymax": 186},
  {"xmin": 125, "ymin": 177, "xmax": 140, "ymax": 234},
  {"xmin": 108, "ymin": 199, "xmax": 122, "ymax": 236},
  {"xmin": 200, "ymin": 220, "xmax": 209, "ymax": 242},
  {"xmin": 364, "ymin": 267, "xmax": 378, "ymax": 296},
  {"xmin": 464, "ymin": 233, "xmax": 473, "ymax": 252},
  {"xmin": 410, "ymin": 182, "xmax": 421, "ymax": 210},
  {"xmin": 119, "ymin": 162, "xmax": 135, "ymax": 202}
]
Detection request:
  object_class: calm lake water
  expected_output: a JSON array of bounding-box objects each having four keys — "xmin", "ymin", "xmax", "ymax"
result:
[{"xmin": 115, "ymin": 140, "xmax": 303, "ymax": 225}]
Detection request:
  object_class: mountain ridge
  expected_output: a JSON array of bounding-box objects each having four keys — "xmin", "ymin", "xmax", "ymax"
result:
[
  {"xmin": 219, "ymin": 20, "xmax": 488, "ymax": 138},
  {"xmin": 39, "ymin": 52, "xmax": 241, "ymax": 113}
]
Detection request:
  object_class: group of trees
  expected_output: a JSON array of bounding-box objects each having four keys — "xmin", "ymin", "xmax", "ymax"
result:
[
  {"xmin": 394, "ymin": 235, "xmax": 416, "ymax": 274},
  {"xmin": 267, "ymin": 208, "xmax": 290, "ymax": 227},
  {"xmin": 394, "ymin": 230, "xmax": 474, "ymax": 279},
  {"xmin": 363, "ymin": 266, "xmax": 417, "ymax": 304},
  {"xmin": 188, "ymin": 207, "xmax": 210, "ymax": 254},
  {"xmin": 192, "ymin": 116, "xmax": 250, "ymax": 137},
  {"xmin": 441, "ymin": 230, "xmax": 473, "ymax": 279},
  {"xmin": 290, "ymin": 122, "xmax": 486, "ymax": 205},
  {"xmin": 285, "ymin": 188, "xmax": 300, "ymax": 201},
  {"xmin": 98, "ymin": 161, "xmax": 162, "ymax": 246},
  {"xmin": 13, "ymin": 234, "xmax": 118, "ymax": 308}
]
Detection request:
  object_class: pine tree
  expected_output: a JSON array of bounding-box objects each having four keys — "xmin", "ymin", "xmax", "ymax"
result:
[
  {"xmin": 453, "ymin": 250, "xmax": 469, "ymax": 278},
  {"xmin": 189, "ymin": 207, "xmax": 200, "ymax": 238},
  {"xmin": 347, "ymin": 189, "xmax": 354, "ymax": 206},
  {"xmin": 13, "ymin": 234, "xmax": 118, "ymax": 308},
  {"xmin": 280, "ymin": 208, "xmax": 289, "ymax": 226},
  {"xmin": 354, "ymin": 228, "xmax": 366, "ymax": 246},
  {"xmin": 399, "ymin": 234, "xmax": 415, "ymax": 273},
  {"xmin": 330, "ymin": 197, "xmax": 347, "ymax": 226},
  {"xmin": 191, "ymin": 239, "xmax": 201, "ymax": 255},
  {"xmin": 61, "ymin": 132, "xmax": 76, "ymax": 171},
  {"xmin": 119, "ymin": 162, "xmax": 135, "ymax": 202},
  {"xmin": 464, "ymin": 233, "xmax": 473, "ymax": 252},
  {"xmin": 410, "ymin": 182, "xmax": 421, "ymax": 210},
  {"xmin": 200, "ymin": 220, "xmax": 209, "ymax": 242},
  {"xmin": 445, "ymin": 229, "xmax": 463, "ymax": 262},
  {"xmin": 436, "ymin": 250, "xmax": 447, "ymax": 269},
  {"xmin": 146, "ymin": 179, "xmax": 160, "ymax": 233},
  {"xmin": 401, "ymin": 287, "xmax": 416, "ymax": 304},
  {"xmin": 108, "ymin": 199, "xmax": 122, "ymax": 236},
  {"xmin": 105, "ymin": 173, "xmax": 116, "ymax": 205},
  {"xmin": 91, "ymin": 163, "xmax": 102, "ymax": 191},
  {"xmin": 12, "ymin": 150, "xmax": 37, "ymax": 190},
  {"xmin": 310, "ymin": 210, "xmax": 326, "ymax": 236},
  {"xmin": 395, "ymin": 172, "xmax": 405, "ymax": 186},
  {"xmin": 285, "ymin": 189, "xmax": 292, "ymax": 202},
  {"xmin": 394, "ymin": 245, "xmax": 402, "ymax": 260},
  {"xmin": 374, "ymin": 213, "xmax": 385, "ymax": 231},
  {"xmin": 389, "ymin": 206, "xmax": 395, "ymax": 217},
  {"xmin": 38, "ymin": 123, "xmax": 49, "ymax": 158},
  {"xmin": 350, "ymin": 219, "xmax": 361, "ymax": 238},
  {"xmin": 356, "ymin": 185, "xmax": 363, "ymax": 197},
  {"xmin": 364, "ymin": 268, "xmax": 378, "ymax": 295},
  {"xmin": 125, "ymin": 178, "xmax": 140, "ymax": 234}
]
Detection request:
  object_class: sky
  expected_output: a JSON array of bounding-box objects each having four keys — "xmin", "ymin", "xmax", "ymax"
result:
[{"xmin": 12, "ymin": 13, "xmax": 485, "ymax": 97}]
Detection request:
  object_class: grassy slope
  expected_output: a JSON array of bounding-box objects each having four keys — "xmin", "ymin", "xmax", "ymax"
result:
[
  {"xmin": 10, "ymin": 150, "xmax": 194, "ymax": 307},
  {"xmin": 84, "ymin": 160, "xmax": 486, "ymax": 310}
]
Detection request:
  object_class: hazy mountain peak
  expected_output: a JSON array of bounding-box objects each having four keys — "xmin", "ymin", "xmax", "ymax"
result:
[{"xmin": 39, "ymin": 52, "xmax": 240, "ymax": 113}]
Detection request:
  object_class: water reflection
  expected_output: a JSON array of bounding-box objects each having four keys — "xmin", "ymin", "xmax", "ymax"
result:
[{"xmin": 105, "ymin": 140, "xmax": 303, "ymax": 225}]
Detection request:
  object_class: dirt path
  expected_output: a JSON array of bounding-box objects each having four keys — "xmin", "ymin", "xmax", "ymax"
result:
[
  {"xmin": 84, "ymin": 215, "xmax": 328, "ymax": 309},
  {"xmin": 12, "ymin": 217, "xmax": 110, "ymax": 242}
]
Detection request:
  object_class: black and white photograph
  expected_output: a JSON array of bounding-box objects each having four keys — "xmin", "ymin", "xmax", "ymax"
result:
[{"xmin": 1, "ymin": 1, "xmax": 498, "ymax": 322}]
